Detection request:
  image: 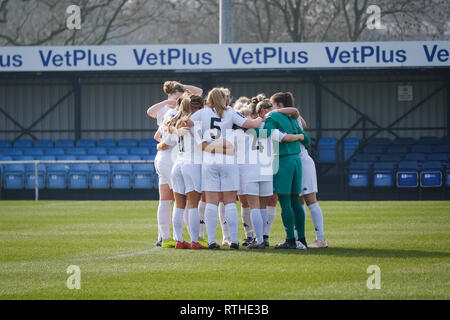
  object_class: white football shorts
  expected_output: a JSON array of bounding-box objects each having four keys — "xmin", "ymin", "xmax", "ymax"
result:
[{"xmin": 202, "ymin": 163, "xmax": 240, "ymax": 192}]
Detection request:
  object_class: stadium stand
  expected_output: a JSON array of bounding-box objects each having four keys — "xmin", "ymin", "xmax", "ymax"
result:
[
  {"xmin": 3, "ymin": 164, "xmax": 25, "ymax": 189},
  {"xmin": 348, "ymin": 162, "xmax": 371, "ymax": 187},
  {"xmin": 317, "ymin": 137, "xmax": 337, "ymax": 163},
  {"xmin": 396, "ymin": 161, "xmax": 420, "ymax": 188},
  {"xmin": 372, "ymin": 162, "xmax": 396, "ymax": 188},
  {"xmin": 25, "ymin": 164, "xmax": 46, "ymax": 190},
  {"xmin": 68, "ymin": 164, "xmax": 90, "ymax": 189}
]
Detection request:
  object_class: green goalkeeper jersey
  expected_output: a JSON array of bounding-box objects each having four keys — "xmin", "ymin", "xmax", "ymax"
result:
[{"xmin": 263, "ymin": 112, "xmax": 310, "ymax": 156}]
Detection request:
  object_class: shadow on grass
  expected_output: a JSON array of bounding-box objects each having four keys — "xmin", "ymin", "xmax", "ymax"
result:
[{"xmin": 245, "ymin": 247, "xmax": 450, "ymax": 259}]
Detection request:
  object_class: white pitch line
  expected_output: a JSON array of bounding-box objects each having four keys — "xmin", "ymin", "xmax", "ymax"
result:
[{"xmin": 73, "ymin": 247, "xmax": 162, "ymax": 262}]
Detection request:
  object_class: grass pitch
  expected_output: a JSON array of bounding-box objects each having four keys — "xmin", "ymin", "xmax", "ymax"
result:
[{"xmin": 0, "ymin": 200, "xmax": 449, "ymax": 300}]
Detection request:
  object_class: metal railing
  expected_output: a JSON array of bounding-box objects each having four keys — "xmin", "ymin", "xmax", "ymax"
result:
[{"xmin": 0, "ymin": 160, "xmax": 155, "ymax": 201}]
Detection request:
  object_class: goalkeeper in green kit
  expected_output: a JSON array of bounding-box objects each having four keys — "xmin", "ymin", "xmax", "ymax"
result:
[{"xmin": 265, "ymin": 92, "xmax": 310, "ymax": 249}]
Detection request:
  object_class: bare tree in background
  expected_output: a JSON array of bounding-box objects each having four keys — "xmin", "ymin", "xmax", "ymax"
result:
[
  {"xmin": 0, "ymin": 0, "xmax": 448, "ymax": 46},
  {"xmin": 0, "ymin": 0, "xmax": 167, "ymax": 46}
]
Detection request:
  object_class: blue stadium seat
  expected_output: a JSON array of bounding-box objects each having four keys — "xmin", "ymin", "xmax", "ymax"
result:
[
  {"xmin": 55, "ymin": 139, "xmax": 75, "ymax": 148},
  {"xmin": 446, "ymin": 162, "xmax": 450, "ymax": 187},
  {"xmin": 15, "ymin": 156, "xmax": 34, "ymax": 161},
  {"xmin": 433, "ymin": 145, "xmax": 450, "ymax": 153},
  {"xmin": 109, "ymin": 147, "xmax": 128, "ymax": 156},
  {"xmin": 0, "ymin": 140, "xmax": 11, "ymax": 149},
  {"xmin": 89, "ymin": 164, "xmax": 111, "ymax": 189},
  {"xmin": 139, "ymin": 139, "xmax": 158, "ymax": 148},
  {"xmin": 46, "ymin": 164, "xmax": 68, "ymax": 189},
  {"xmin": 348, "ymin": 162, "xmax": 371, "ymax": 187},
  {"xmin": 99, "ymin": 155, "xmax": 120, "ymax": 161},
  {"xmin": 130, "ymin": 147, "xmax": 150, "ymax": 156},
  {"xmin": 317, "ymin": 138, "xmax": 337, "ymax": 163},
  {"xmin": 367, "ymin": 137, "xmax": 391, "ymax": 146},
  {"xmin": 344, "ymin": 138, "xmax": 359, "ymax": 161},
  {"xmin": 363, "ymin": 145, "xmax": 386, "ymax": 154},
  {"xmin": 379, "ymin": 154, "xmax": 403, "ymax": 162},
  {"xmin": 141, "ymin": 154, "xmax": 156, "ymax": 161},
  {"xmin": 68, "ymin": 164, "xmax": 90, "ymax": 189},
  {"xmin": 45, "ymin": 148, "xmax": 65, "ymax": 155},
  {"xmin": 121, "ymin": 155, "xmax": 141, "ymax": 161},
  {"xmin": 393, "ymin": 137, "xmax": 415, "ymax": 146},
  {"xmin": 98, "ymin": 139, "xmax": 116, "ymax": 148},
  {"xmin": 405, "ymin": 153, "xmax": 426, "ymax": 162},
  {"xmin": 34, "ymin": 140, "xmax": 53, "ymax": 148},
  {"xmin": 353, "ymin": 154, "xmax": 378, "ymax": 162},
  {"xmin": 77, "ymin": 155, "xmax": 99, "ymax": 161},
  {"xmin": 13, "ymin": 139, "xmax": 33, "ymax": 148},
  {"xmin": 57, "ymin": 155, "xmax": 77, "ymax": 161},
  {"xmin": 420, "ymin": 161, "xmax": 443, "ymax": 188},
  {"xmin": 418, "ymin": 136, "xmax": 439, "ymax": 145},
  {"xmin": 372, "ymin": 162, "xmax": 395, "ymax": 187},
  {"xmin": 3, "ymin": 149, "xmax": 23, "ymax": 157},
  {"xmin": 396, "ymin": 161, "xmax": 419, "ymax": 188},
  {"xmin": 111, "ymin": 164, "xmax": 133, "ymax": 189},
  {"xmin": 76, "ymin": 139, "xmax": 96, "ymax": 148},
  {"xmin": 24, "ymin": 148, "xmax": 44, "ymax": 157},
  {"xmin": 441, "ymin": 136, "xmax": 450, "ymax": 145},
  {"xmin": 387, "ymin": 145, "xmax": 409, "ymax": 154},
  {"xmin": 87, "ymin": 147, "xmax": 107, "ymax": 156},
  {"xmin": 426, "ymin": 153, "xmax": 448, "ymax": 163},
  {"xmin": 65, "ymin": 148, "xmax": 87, "ymax": 156},
  {"xmin": 25, "ymin": 164, "xmax": 46, "ymax": 189},
  {"xmin": 3, "ymin": 164, "xmax": 25, "ymax": 189},
  {"xmin": 118, "ymin": 139, "xmax": 137, "ymax": 148},
  {"xmin": 411, "ymin": 145, "xmax": 432, "ymax": 154},
  {"xmin": 36, "ymin": 155, "xmax": 56, "ymax": 161},
  {"xmin": 133, "ymin": 164, "xmax": 155, "ymax": 189}
]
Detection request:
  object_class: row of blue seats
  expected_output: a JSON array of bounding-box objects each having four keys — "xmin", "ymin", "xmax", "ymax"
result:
[
  {"xmin": 1, "ymin": 163, "xmax": 158, "ymax": 190},
  {"xmin": 348, "ymin": 161, "xmax": 450, "ymax": 188},
  {"xmin": 361, "ymin": 144, "xmax": 450, "ymax": 154},
  {"xmin": 0, "ymin": 147, "xmax": 157, "ymax": 158},
  {"xmin": 352, "ymin": 153, "xmax": 449, "ymax": 163},
  {"xmin": 318, "ymin": 136, "xmax": 450, "ymax": 163},
  {"xmin": 0, "ymin": 138, "xmax": 158, "ymax": 149}
]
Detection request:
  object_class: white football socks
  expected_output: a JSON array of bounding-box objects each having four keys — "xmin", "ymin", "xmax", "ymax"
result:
[
  {"xmin": 173, "ymin": 207, "xmax": 184, "ymax": 243},
  {"xmin": 264, "ymin": 206, "xmax": 276, "ymax": 237},
  {"xmin": 241, "ymin": 206, "xmax": 253, "ymax": 238},
  {"xmin": 225, "ymin": 203, "xmax": 239, "ymax": 244},
  {"xmin": 198, "ymin": 200, "xmax": 206, "ymax": 239},
  {"xmin": 188, "ymin": 208, "xmax": 200, "ymax": 243},
  {"xmin": 157, "ymin": 200, "xmax": 172, "ymax": 240},
  {"xmin": 260, "ymin": 208, "xmax": 268, "ymax": 230},
  {"xmin": 218, "ymin": 202, "xmax": 230, "ymax": 241},
  {"xmin": 205, "ymin": 203, "xmax": 218, "ymax": 245},
  {"xmin": 183, "ymin": 203, "xmax": 189, "ymax": 228},
  {"xmin": 250, "ymin": 208, "xmax": 264, "ymax": 245},
  {"xmin": 308, "ymin": 202, "xmax": 325, "ymax": 241}
]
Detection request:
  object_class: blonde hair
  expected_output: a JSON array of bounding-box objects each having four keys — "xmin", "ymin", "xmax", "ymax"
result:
[
  {"xmin": 255, "ymin": 98, "xmax": 272, "ymax": 115},
  {"xmin": 206, "ymin": 88, "xmax": 227, "ymax": 118},
  {"xmin": 163, "ymin": 81, "xmax": 184, "ymax": 95},
  {"xmin": 218, "ymin": 87, "xmax": 232, "ymax": 106},
  {"xmin": 248, "ymin": 94, "xmax": 266, "ymax": 114},
  {"xmin": 233, "ymin": 96, "xmax": 250, "ymax": 112},
  {"xmin": 165, "ymin": 92, "xmax": 204, "ymax": 133}
]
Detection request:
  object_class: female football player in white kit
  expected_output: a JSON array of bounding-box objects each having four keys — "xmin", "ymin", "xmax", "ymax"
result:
[
  {"xmin": 168, "ymin": 93, "xmax": 235, "ymax": 249},
  {"xmin": 188, "ymin": 88, "xmax": 263, "ymax": 249},
  {"xmin": 147, "ymin": 81, "xmax": 202, "ymax": 248}
]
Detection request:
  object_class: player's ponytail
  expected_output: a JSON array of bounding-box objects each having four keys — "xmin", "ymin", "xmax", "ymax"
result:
[
  {"xmin": 165, "ymin": 92, "xmax": 203, "ymax": 133},
  {"xmin": 206, "ymin": 88, "xmax": 227, "ymax": 118}
]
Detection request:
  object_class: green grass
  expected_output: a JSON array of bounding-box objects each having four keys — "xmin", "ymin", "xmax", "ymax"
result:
[{"xmin": 0, "ymin": 200, "xmax": 449, "ymax": 300}]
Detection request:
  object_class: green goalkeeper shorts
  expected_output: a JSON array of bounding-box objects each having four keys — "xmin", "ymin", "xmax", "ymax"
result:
[{"xmin": 273, "ymin": 154, "xmax": 302, "ymax": 195}]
